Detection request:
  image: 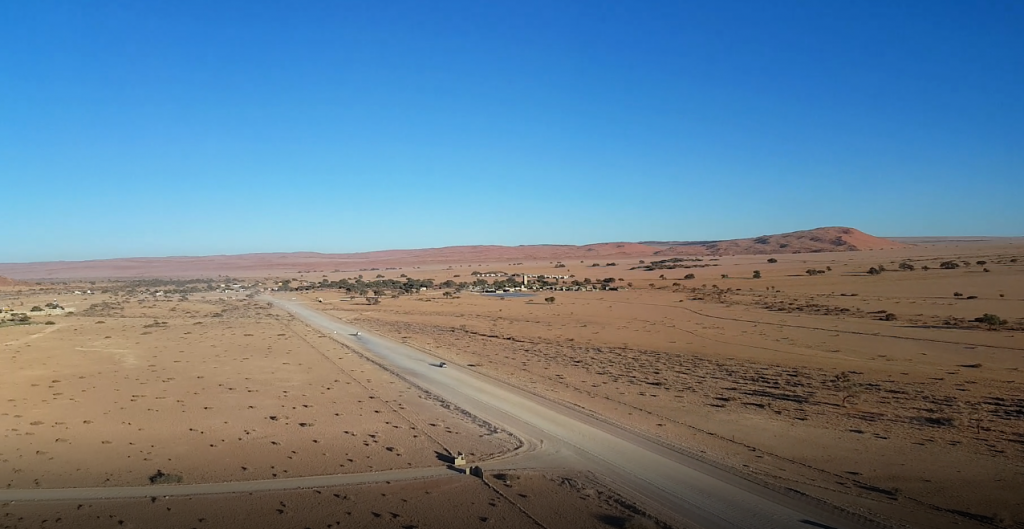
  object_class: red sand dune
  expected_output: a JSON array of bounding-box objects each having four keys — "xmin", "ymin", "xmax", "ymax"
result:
[
  {"xmin": 653, "ymin": 227, "xmax": 907, "ymax": 256},
  {"xmin": 0, "ymin": 227, "xmax": 907, "ymax": 279}
]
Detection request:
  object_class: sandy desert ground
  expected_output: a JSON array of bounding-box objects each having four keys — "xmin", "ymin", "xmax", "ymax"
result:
[
  {"xmin": 293, "ymin": 240, "xmax": 1024, "ymax": 528},
  {"xmin": 2, "ymin": 235, "xmax": 1023, "ymax": 528},
  {"xmin": 1, "ymin": 471, "xmax": 643, "ymax": 529}
]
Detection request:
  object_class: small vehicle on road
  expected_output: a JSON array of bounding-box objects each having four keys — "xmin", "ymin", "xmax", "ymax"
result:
[{"xmin": 438, "ymin": 361, "xmax": 447, "ymax": 368}]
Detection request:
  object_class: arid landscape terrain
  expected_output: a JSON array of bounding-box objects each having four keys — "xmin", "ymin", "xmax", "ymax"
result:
[{"xmin": 2, "ymin": 228, "xmax": 1023, "ymax": 529}]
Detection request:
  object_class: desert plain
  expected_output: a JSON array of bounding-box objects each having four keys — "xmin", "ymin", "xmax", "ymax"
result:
[{"xmin": 1, "ymin": 229, "xmax": 1023, "ymax": 529}]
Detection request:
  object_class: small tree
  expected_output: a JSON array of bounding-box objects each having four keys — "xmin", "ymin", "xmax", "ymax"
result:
[
  {"xmin": 752, "ymin": 270, "xmax": 761, "ymax": 279},
  {"xmin": 544, "ymin": 296, "xmax": 556, "ymax": 304}
]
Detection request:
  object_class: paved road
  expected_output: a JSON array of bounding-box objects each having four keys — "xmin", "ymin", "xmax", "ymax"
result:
[
  {"xmin": 0, "ymin": 297, "xmax": 877, "ymax": 529},
  {"xmin": 268, "ymin": 298, "xmax": 874, "ymax": 529}
]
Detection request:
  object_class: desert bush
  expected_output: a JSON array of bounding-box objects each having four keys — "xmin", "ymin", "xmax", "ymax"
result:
[
  {"xmin": 974, "ymin": 314, "xmax": 1007, "ymax": 326},
  {"xmin": 767, "ymin": 258, "xmax": 778, "ymax": 264},
  {"xmin": 983, "ymin": 268, "xmax": 990, "ymax": 272},
  {"xmin": 544, "ymin": 296, "xmax": 556, "ymax": 304},
  {"xmin": 1012, "ymin": 258, "xmax": 1019, "ymax": 263},
  {"xmin": 806, "ymin": 269, "xmax": 820, "ymax": 276},
  {"xmin": 683, "ymin": 273, "xmax": 695, "ymax": 280},
  {"xmin": 752, "ymin": 270, "xmax": 761, "ymax": 279},
  {"xmin": 898, "ymin": 262, "xmax": 915, "ymax": 271},
  {"xmin": 149, "ymin": 470, "xmax": 183, "ymax": 484},
  {"xmin": 867, "ymin": 267, "xmax": 881, "ymax": 275},
  {"xmin": 30, "ymin": 306, "xmax": 43, "ymax": 312},
  {"xmin": 883, "ymin": 312, "xmax": 897, "ymax": 321},
  {"xmin": 366, "ymin": 297, "xmax": 381, "ymax": 305},
  {"xmin": 721, "ymin": 274, "xmax": 729, "ymax": 279},
  {"xmin": 826, "ymin": 266, "xmax": 832, "ymax": 271},
  {"xmin": 1000, "ymin": 293, "xmax": 1005, "ymax": 298},
  {"xmin": 44, "ymin": 321, "xmax": 56, "ymax": 325},
  {"xmin": 976, "ymin": 261, "xmax": 987, "ymax": 266},
  {"xmin": 940, "ymin": 260, "xmax": 960, "ymax": 269},
  {"xmin": 966, "ymin": 295, "xmax": 978, "ymax": 299},
  {"xmin": 954, "ymin": 292, "xmax": 963, "ymax": 297},
  {"xmin": 658, "ymin": 274, "xmax": 666, "ymax": 280},
  {"xmin": 921, "ymin": 265, "xmax": 930, "ymax": 270}
]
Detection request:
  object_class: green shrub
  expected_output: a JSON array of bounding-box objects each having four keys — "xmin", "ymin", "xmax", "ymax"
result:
[{"xmin": 974, "ymin": 314, "xmax": 1007, "ymax": 326}]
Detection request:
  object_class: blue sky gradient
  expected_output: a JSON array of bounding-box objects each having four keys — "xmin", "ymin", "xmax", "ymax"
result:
[{"xmin": 2, "ymin": 1, "xmax": 1022, "ymax": 262}]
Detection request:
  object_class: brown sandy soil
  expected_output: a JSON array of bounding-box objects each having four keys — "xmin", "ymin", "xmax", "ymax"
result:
[
  {"xmin": 0, "ymin": 227, "xmax": 905, "ymax": 279},
  {"xmin": 0, "ymin": 293, "xmax": 515, "ymax": 490},
  {"xmin": 301, "ymin": 241, "xmax": 1024, "ymax": 528},
  {"xmin": 0, "ymin": 471, "xmax": 645, "ymax": 529}
]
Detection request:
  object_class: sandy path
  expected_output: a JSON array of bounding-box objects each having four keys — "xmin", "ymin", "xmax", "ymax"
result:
[
  {"xmin": 0, "ymin": 467, "xmax": 452, "ymax": 501},
  {"xmin": 268, "ymin": 297, "xmax": 878, "ymax": 529}
]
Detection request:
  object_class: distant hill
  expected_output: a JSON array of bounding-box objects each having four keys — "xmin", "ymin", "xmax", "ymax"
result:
[
  {"xmin": 0, "ymin": 276, "xmax": 25, "ymax": 287},
  {"xmin": 0, "ymin": 227, "xmax": 909, "ymax": 279},
  {"xmin": 653, "ymin": 227, "xmax": 907, "ymax": 256}
]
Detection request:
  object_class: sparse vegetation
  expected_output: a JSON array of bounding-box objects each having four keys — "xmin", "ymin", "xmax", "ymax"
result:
[
  {"xmin": 148, "ymin": 470, "xmax": 183, "ymax": 484},
  {"xmin": 974, "ymin": 314, "xmax": 1007, "ymax": 326},
  {"xmin": 867, "ymin": 267, "xmax": 881, "ymax": 275},
  {"xmin": 683, "ymin": 273, "xmax": 695, "ymax": 280},
  {"xmin": 752, "ymin": 270, "xmax": 761, "ymax": 279},
  {"xmin": 940, "ymin": 260, "xmax": 960, "ymax": 269},
  {"xmin": 766, "ymin": 258, "xmax": 778, "ymax": 264},
  {"xmin": 898, "ymin": 262, "xmax": 915, "ymax": 271},
  {"xmin": 544, "ymin": 296, "xmax": 556, "ymax": 304}
]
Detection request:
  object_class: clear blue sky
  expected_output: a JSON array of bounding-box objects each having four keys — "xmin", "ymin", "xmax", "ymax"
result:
[{"xmin": 2, "ymin": 1, "xmax": 1021, "ymax": 262}]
